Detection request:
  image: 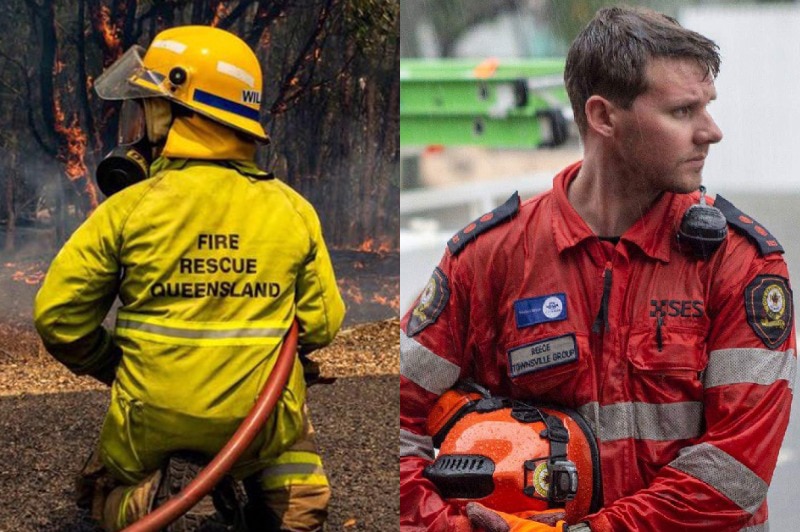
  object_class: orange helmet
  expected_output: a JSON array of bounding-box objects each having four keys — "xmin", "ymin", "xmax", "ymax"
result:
[{"xmin": 424, "ymin": 382, "xmax": 602, "ymax": 523}]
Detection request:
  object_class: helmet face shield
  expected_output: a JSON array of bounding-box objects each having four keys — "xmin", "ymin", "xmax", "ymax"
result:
[
  {"xmin": 94, "ymin": 45, "xmax": 167, "ymax": 100},
  {"xmin": 117, "ymin": 99, "xmax": 146, "ymax": 146}
]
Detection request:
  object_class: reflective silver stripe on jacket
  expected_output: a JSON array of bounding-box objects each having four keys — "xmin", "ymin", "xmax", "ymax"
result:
[
  {"xmin": 740, "ymin": 522, "xmax": 768, "ymax": 532},
  {"xmin": 400, "ymin": 330, "xmax": 460, "ymax": 394},
  {"xmin": 705, "ymin": 348, "xmax": 796, "ymax": 391},
  {"xmin": 259, "ymin": 463, "xmax": 325, "ymax": 477},
  {"xmin": 115, "ymin": 311, "xmax": 289, "ymax": 346},
  {"xmin": 400, "ymin": 428, "xmax": 434, "ymax": 460},
  {"xmin": 576, "ymin": 401, "xmax": 703, "ymax": 442},
  {"xmin": 669, "ymin": 442, "xmax": 768, "ymax": 514},
  {"xmin": 117, "ymin": 318, "xmax": 286, "ymax": 340}
]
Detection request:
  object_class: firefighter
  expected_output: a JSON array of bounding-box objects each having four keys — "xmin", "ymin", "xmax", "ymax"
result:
[
  {"xmin": 400, "ymin": 6, "xmax": 795, "ymax": 532},
  {"xmin": 33, "ymin": 26, "xmax": 345, "ymax": 531}
]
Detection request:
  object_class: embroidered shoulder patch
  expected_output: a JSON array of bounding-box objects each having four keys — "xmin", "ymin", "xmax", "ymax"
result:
[
  {"xmin": 745, "ymin": 275, "xmax": 793, "ymax": 349},
  {"xmin": 447, "ymin": 192, "xmax": 520, "ymax": 256},
  {"xmin": 407, "ymin": 267, "xmax": 450, "ymax": 337},
  {"xmin": 714, "ymin": 195, "xmax": 783, "ymax": 256}
]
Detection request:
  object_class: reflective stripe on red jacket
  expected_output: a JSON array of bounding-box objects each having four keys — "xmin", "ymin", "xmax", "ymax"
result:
[{"xmin": 400, "ymin": 161, "xmax": 795, "ymax": 532}]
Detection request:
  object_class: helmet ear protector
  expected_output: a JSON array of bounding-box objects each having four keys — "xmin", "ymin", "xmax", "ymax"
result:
[
  {"xmin": 423, "ymin": 382, "xmax": 602, "ymax": 523},
  {"xmin": 677, "ymin": 186, "xmax": 728, "ymax": 259}
]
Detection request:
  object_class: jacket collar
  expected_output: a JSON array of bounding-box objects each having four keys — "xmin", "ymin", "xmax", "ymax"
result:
[
  {"xmin": 149, "ymin": 157, "xmax": 272, "ymax": 180},
  {"xmin": 551, "ymin": 161, "xmax": 678, "ymax": 263}
]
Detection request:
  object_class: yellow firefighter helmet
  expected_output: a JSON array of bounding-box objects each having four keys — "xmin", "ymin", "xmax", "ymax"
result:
[{"xmin": 94, "ymin": 25, "xmax": 268, "ymax": 142}]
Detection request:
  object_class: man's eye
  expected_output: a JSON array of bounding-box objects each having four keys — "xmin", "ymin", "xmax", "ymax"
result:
[{"xmin": 673, "ymin": 106, "xmax": 691, "ymax": 118}]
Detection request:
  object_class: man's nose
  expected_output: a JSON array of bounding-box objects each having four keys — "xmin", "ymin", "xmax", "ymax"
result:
[{"xmin": 696, "ymin": 112, "xmax": 723, "ymax": 145}]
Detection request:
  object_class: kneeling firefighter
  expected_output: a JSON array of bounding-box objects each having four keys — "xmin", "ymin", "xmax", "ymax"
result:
[
  {"xmin": 424, "ymin": 382, "xmax": 602, "ymax": 532},
  {"xmin": 33, "ymin": 25, "xmax": 345, "ymax": 531}
]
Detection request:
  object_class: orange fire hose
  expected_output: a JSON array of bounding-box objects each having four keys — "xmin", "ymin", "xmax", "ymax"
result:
[{"xmin": 122, "ymin": 320, "xmax": 300, "ymax": 532}]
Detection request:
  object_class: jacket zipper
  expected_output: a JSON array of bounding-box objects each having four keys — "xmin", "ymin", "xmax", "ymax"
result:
[
  {"xmin": 655, "ymin": 313, "xmax": 664, "ymax": 352},
  {"xmin": 592, "ymin": 262, "xmax": 613, "ymax": 333}
]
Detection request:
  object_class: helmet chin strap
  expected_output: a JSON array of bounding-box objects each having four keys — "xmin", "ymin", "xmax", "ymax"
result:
[{"xmin": 513, "ymin": 404, "xmax": 578, "ymax": 506}]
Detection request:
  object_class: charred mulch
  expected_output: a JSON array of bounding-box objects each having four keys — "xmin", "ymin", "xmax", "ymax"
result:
[{"xmin": 0, "ymin": 317, "xmax": 399, "ymax": 531}]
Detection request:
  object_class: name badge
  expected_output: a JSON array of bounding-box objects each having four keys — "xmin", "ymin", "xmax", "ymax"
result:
[
  {"xmin": 514, "ymin": 293, "xmax": 567, "ymax": 328},
  {"xmin": 507, "ymin": 334, "xmax": 578, "ymax": 378}
]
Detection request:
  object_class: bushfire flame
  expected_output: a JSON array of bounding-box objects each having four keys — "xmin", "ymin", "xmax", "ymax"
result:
[
  {"xmin": 53, "ymin": 95, "xmax": 99, "ymax": 210},
  {"xmin": 93, "ymin": 5, "xmax": 123, "ymax": 61},
  {"xmin": 211, "ymin": 2, "xmax": 232, "ymax": 27},
  {"xmin": 4, "ymin": 262, "xmax": 47, "ymax": 285},
  {"xmin": 337, "ymin": 278, "xmax": 364, "ymax": 305},
  {"xmin": 357, "ymin": 238, "xmax": 393, "ymax": 254},
  {"xmin": 372, "ymin": 293, "xmax": 399, "ymax": 311}
]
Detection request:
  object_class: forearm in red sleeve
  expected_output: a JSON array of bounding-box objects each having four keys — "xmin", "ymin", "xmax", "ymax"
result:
[
  {"xmin": 586, "ymin": 375, "xmax": 793, "ymax": 531},
  {"xmin": 399, "ymin": 257, "xmax": 474, "ymax": 531},
  {"xmin": 400, "ymin": 454, "xmax": 472, "ymax": 531},
  {"xmin": 400, "ymin": 335, "xmax": 472, "ymax": 531},
  {"xmin": 587, "ymin": 259, "xmax": 796, "ymax": 532}
]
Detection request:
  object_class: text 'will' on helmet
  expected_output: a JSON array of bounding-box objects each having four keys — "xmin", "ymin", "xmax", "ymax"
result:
[{"xmin": 94, "ymin": 25, "xmax": 268, "ymax": 142}]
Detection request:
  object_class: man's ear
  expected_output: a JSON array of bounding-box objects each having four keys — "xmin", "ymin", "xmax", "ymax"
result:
[{"xmin": 584, "ymin": 95, "xmax": 616, "ymax": 137}]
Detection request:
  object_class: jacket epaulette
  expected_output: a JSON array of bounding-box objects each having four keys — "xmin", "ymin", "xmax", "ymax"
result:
[
  {"xmin": 714, "ymin": 195, "xmax": 783, "ymax": 256},
  {"xmin": 447, "ymin": 192, "xmax": 520, "ymax": 256}
]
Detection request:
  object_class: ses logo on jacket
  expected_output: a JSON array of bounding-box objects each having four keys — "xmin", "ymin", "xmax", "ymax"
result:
[{"xmin": 649, "ymin": 299, "xmax": 705, "ymax": 318}]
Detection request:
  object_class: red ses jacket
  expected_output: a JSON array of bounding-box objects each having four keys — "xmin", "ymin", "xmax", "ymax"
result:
[{"xmin": 400, "ymin": 162, "xmax": 796, "ymax": 531}]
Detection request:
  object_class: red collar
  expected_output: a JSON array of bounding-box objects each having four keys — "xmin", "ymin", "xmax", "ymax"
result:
[{"xmin": 550, "ymin": 161, "xmax": 680, "ymax": 263}]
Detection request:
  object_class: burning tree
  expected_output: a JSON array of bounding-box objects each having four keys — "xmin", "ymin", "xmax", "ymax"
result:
[{"xmin": 0, "ymin": 0, "xmax": 399, "ymax": 251}]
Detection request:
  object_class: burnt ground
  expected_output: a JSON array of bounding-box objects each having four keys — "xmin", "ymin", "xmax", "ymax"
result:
[
  {"xmin": 0, "ymin": 249, "xmax": 400, "ymax": 531},
  {"xmin": 0, "ymin": 376, "xmax": 399, "ymax": 532}
]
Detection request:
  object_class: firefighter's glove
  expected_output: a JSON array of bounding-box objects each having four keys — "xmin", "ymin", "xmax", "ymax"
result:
[
  {"xmin": 43, "ymin": 327, "xmax": 121, "ymax": 386},
  {"xmin": 90, "ymin": 336, "xmax": 122, "ymax": 386},
  {"xmin": 466, "ymin": 503, "xmax": 568, "ymax": 532},
  {"xmin": 300, "ymin": 354, "xmax": 336, "ymax": 386}
]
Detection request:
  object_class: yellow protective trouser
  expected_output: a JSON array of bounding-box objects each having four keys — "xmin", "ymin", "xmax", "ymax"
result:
[
  {"xmin": 77, "ymin": 407, "xmax": 329, "ymax": 532},
  {"xmin": 245, "ymin": 408, "xmax": 330, "ymax": 532}
]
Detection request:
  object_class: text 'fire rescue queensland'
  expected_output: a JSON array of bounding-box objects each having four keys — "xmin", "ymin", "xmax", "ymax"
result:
[{"xmin": 150, "ymin": 233, "xmax": 281, "ymax": 298}]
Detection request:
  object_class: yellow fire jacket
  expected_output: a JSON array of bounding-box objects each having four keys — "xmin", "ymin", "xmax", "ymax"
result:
[{"xmin": 33, "ymin": 157, "xmax": 345, "ymax": 482}]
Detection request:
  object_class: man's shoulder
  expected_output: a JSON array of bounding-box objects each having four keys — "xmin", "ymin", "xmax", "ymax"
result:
[
  {"xmin": 445, "ymin": 189, "xmax": 552, "ymax": 258},
  {"xmin": 712, "ymin": 195, "xmax": 784, "ymax": 257}
]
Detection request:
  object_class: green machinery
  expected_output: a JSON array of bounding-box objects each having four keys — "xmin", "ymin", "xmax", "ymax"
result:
[{"xmin": 400, "ymin": 58, "xmax": 570, "ymax": 148}]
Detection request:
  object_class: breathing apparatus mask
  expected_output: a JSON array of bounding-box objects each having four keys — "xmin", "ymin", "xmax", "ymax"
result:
[
  {"xmin": 93, "ymin": 45, "xmax": 176, "ymax": 197},
  {"xmin": 95, "ymin": 97, "xmax": 172, "ymax": 197}
]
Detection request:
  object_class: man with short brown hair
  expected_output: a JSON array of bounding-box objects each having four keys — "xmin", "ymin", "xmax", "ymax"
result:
[{"xmin": 400, "ymin": 6, "xmax": 795, "ymax": 531}]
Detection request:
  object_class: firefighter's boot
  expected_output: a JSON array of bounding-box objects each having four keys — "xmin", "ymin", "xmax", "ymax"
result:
[
  {"xmin": 101, "ymin": 469, "xmax": 163, "ymax": 531},
  {"xmin": 152, "ymin": 451, "xmax": 246, "ymax": 532}
]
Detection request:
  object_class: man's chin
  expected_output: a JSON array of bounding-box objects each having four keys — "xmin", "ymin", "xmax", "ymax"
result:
[{"xmin": 671, "ymin": 172, "xmax": 704, "ymax": 194}]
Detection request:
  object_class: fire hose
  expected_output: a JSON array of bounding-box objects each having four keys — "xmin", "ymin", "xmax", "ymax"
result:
[{"xmin": 122, "ymin": 320, "xmax": 300, "ymax": 532}]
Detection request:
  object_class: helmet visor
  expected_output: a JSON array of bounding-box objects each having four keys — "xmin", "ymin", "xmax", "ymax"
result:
[
  {"xmin": 94, "ymin": 45, "xmax": 168, "ymax": 100},
  {"xmin": 117, "ymin": 99, "xmax": 147, "ymax": 146}
]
